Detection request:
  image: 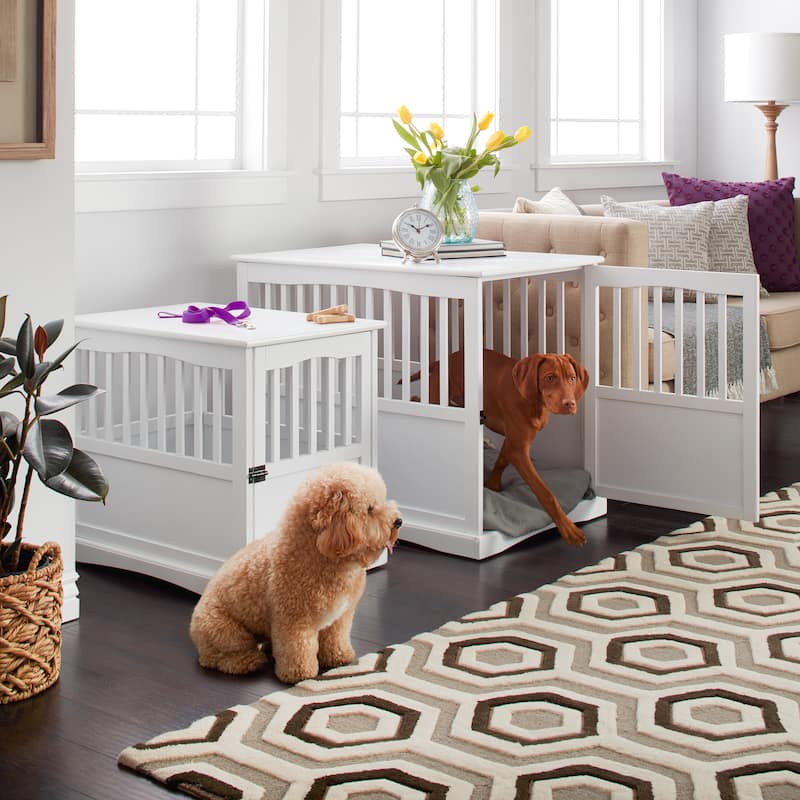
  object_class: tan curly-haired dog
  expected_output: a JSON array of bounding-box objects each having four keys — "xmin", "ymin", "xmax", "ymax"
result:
[{"xmin": 189, "ymin": 462, "xmax": 402, "ymax": 683}]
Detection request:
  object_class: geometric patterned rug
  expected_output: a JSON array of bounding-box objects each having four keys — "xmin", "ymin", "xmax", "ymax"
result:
[{"xmin": 119, "ymin": 484, "xmax": 800, "ymax": 799}]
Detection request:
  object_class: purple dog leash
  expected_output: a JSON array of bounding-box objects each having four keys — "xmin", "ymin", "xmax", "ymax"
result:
[{"xmin": 158, "ymin": 301, "xmax": 255, "ymax": 329}]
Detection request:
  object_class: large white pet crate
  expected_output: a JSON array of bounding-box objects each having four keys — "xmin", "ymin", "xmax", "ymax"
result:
[
  {"xmin": 236, "ymin": 245, "xmax": 762, "ymax": 559},
  {"xmin": 74, "ymin": 305, "xmax": 385, "ymax": 592}
]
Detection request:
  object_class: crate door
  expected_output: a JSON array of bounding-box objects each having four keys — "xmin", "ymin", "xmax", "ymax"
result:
[
  {"xmin": 250, "ymin": 337, "xmax": 373, "ymax": 538},
  {"xmin": 582, "ymin": 266, "xmax": 760, "ymax": 522}
]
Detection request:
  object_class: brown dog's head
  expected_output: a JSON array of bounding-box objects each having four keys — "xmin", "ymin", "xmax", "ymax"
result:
[
  {"xmin": 307, "ymin": 463, "xmax": 402, "ymax": 567},
  {"xmin": 512, "ymin": 353, "xmax": 589, "ymax": 415}
]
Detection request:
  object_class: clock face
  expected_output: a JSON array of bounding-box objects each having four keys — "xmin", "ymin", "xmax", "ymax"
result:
[{"xmin": 393, "ymin": 209, "xmax": 443, "ymax": 256}]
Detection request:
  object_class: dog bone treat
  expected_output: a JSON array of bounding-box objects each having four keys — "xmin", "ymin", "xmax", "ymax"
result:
[
  {"xmin": 306, "ymin": 304, "xmax": 348, "ymax": 321},
  {"xmin": 310, "ymin": 313, "xmax": 356, "ymax": 324}
]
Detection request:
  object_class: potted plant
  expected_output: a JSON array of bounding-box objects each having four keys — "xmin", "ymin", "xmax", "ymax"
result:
[{"xmin": 0, "ymin": 295, "xmax": 108, "ymax": 703}]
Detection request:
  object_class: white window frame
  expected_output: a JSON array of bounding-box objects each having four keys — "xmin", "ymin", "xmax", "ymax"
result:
[
  {"xmin": 317, "ymin": 0, "xmax": 514, "ymax": 202},
  {"xmin": 533, "ymin": 0, "xmax": 677, "ymax": 192},
  {"xmin": 75, "ymin": 0, "xmax": 291, "ymax": 213}
]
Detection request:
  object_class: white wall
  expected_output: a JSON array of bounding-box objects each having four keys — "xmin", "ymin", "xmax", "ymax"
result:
[
  {"xmin": 0, "ymin": 0, "xmax": 79, "ymax": 621},
  {"xmin": 698, "ymin": 0, "xmax": 800, "ymax": 182},
  {"xmin": 75, "ymin": 0, "xmax": 700, "ymax": 315}
]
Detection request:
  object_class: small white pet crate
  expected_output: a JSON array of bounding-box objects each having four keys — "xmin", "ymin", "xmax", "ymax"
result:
[
  {"xmin": 74, "ymin": 305, "xmax": 385, "ymax": 592},
  {"xmin": 236, "ymin": 245, "xmax": 762, "ymax": 559}
]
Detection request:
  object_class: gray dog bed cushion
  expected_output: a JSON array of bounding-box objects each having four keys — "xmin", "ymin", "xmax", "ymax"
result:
[{"xmin": 483, "ymin": 443, "xmax": 594, "ymax": 537}]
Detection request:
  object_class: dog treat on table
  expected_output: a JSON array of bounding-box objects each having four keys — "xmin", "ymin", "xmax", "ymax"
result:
[
  {"xmin": 310, "ymin": 313, "xmax": 356, "ymax": 324},
  {"xmin": 306, "ymin": 304, "xmax": 348, "ymax": 321}
]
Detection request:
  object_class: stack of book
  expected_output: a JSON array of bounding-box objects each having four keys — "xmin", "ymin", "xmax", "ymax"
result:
[{"xmin": 379, "ymin": 238, "xmax": 506, "ymax": 260}]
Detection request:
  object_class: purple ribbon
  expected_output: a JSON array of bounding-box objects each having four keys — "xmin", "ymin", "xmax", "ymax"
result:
[{"xmin": 158, "ymin": 301, "xmax": 253, "ymax": 328}]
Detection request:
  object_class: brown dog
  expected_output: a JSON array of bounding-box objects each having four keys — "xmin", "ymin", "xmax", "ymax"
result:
[
  {"xmin": 190, "ymin": 463, "xmax": 402, "ymax": 683},
  {"xmin": 418, "ymin": 349, "xmax": 590, "ymax": 546}
]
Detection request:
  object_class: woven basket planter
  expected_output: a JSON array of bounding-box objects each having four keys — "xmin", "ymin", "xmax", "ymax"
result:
[{"xmin": 0, "ymin": 541, "xmax": 63, "ymax": 703}]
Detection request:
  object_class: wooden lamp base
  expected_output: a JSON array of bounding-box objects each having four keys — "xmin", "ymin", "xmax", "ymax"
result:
[{"xmin": 754, "ymin": 100, "xmax": 788, "ymax": 180}]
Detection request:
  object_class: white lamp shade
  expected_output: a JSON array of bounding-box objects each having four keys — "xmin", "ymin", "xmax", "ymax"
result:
[{"xmin": 725, "ymin": 32, "xmax": 800, "ymax": 103}]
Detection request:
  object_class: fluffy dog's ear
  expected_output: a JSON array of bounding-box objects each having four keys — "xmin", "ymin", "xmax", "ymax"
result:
[
  {"xmin": 567, "ymin": 355, "xmax": 590, "ymax": 401},
  {"xmin": 312, "ymin": 487, "xmax": 362, "ymax": 559},
  {"xmin": 512, "ymin": 354, "xmax": 545, "ymax": 403},
  {"xmin": 317, "ymin": 510, "xmax": 361, "ymax": 559}
]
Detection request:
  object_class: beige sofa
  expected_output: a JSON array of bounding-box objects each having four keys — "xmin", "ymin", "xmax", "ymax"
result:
[{"xmin": 477, "ymin": 199, "xmax": 800, "ymax": 401}]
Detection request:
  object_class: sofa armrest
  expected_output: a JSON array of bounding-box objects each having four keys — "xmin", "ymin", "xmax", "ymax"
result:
[{"xmin": 477, "ymin": 210, "xmax": 649, "ymax": 387}]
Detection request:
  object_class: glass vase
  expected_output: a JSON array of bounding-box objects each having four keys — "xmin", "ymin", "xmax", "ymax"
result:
[{"xmin": 420, "ymin": 178, "xmax": 479, "ymax": 244}]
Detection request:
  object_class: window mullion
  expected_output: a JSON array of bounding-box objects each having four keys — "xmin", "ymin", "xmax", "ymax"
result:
[
  {"xmin": 616, "ymin": 0, "xmax": 621, "ymax": 157},
  {"xmin": 354, "ymin": 0, "xmax": 360, "ymax": 159},
  {"xmin": 235, "ymin": 0, "xmax": 245, "ymax": 168},
  {"xmin": 194, "ymin": 0, "xmax": 201, "ymax": 161},
  {"xmin": 638, "ymin": 0, "xmax": 645, "ymax": 159},
  {"xmin": 552, "ymin": 0, "xmax": 559, "ymax": 157},
  {"xmin": 442, "ymin": 0, "xmax": 447, "ymax": 127}
]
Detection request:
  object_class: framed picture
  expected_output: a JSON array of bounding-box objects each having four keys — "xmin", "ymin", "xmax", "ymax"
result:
[{"xmin": 0, "ymin": 0, "xmax": 55, "ymax": 160}]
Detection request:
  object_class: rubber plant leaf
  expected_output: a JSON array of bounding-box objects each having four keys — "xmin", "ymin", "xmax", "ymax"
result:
[
  {"xmin": 36, "ymin": 384, "xmax": 102, "ymax": 416},
  {"xmin": 42, "ymin": 320, "xmax": 63, "ymax": 351},
  {"xmin": 34, "ymin": 326, "xmax": 48, "ymax": 362},
  {"xmin": 44, "ymin": 448, "xmax": 109, "ymax": 502},
  {"xmin": 16, "ymin": 316, "xmax": 34, "ymax": 379},
  {"xmin": 0, "ymin": 374, "xmax": 25, "ymax": 398},
  {"xmin": 0, "ymin": 411, "xmax": 18, "ymax": 438},
  {"xmin": 0, "ymin": 356, "xmax": 16, "ymax": 380},
  {"xmin": 46, "ymin": 340, "xmax": 83, "ymax": 376},
  {"xmin": 26, "ymin": 362, "xmax": 52, "ymax": 392},
  {"xmin": 22, "ymin": 418, "xmax": 74, "ymax": 481},
  {"xmin": 0, "ymin": 337, "xmax": 16, "ymax": 356}
]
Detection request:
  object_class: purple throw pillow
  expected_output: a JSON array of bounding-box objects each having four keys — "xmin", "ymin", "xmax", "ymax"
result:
[{"xmin": 662, "ymin": 172, "xmax": 800, "ymax": 292}]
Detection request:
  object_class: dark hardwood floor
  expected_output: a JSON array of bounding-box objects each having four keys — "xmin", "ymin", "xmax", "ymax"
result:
[{"xmin": 2, "ymin": 393, "xmax": 798, "ymax": 799}]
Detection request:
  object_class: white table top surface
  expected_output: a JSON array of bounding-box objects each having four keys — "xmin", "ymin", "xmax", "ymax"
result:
[
  {"xmin": 232, "ymin": 243, "xmax": 604, "ymax": 279},
  {"xmin": 75, "ymin": 304, "xmax": 385, "ymax": 349}
]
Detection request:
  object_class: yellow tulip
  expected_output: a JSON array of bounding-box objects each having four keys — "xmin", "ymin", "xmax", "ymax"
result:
[
  {"xmin": 398, "ymin": 105, "xmax": 412, "ymax": 125},
  {"xmin": 478, "ymin": 112, "xmax": 494, "ymax": 131},
  {"xmin": 413, "ymin": 151, "xmax": 428, "ymax": 165},
  {"xmin": 429, "ymin": 122, "xmax": 444, "ymax": 141},
  {"xmin": 514, "ymin": 125, "xmax": 532, "ymax": 143},
  {"xmin": 485, "ymin": 129, "xmax": 505, "ymax": 150}
]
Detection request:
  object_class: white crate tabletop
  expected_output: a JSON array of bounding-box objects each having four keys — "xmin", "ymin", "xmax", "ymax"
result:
[
  {"xmin": 232, "ymin": 243, "xmax": 604, "ymax": 280},
  {"xmin": 75, "ymin": 304, "xmax": 386, "ymax": 348}
]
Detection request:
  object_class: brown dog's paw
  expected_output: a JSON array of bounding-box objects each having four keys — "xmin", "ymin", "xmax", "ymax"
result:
[
  {"xmin": 275, "ymin": 661, "xmax": 319, "ymax": 684},
  {"xmin": 485, "ymin": 477, "xmax": 502, "ymax": 493},
  {"xmin": 200, "ymin": 648, "xmax": 267, "ymax": 675},
  {"xmin": 559, "ymin": 520, "xmax": 586, "ymax": 547},
  {"xmin": 318, "ymin": 644, "xmax": 356, "ymax": 670}
]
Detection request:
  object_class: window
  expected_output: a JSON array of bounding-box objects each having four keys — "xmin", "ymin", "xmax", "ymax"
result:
[
  {"xmin": 332, "ymin": 0, "xmax": 499, "ymax": 168},
  {"xmin": 75, "ymin": 0, "xmax": 260, "ymax": 172},
  {"xmin": 549, "ymin": 0, "xmax": 663, "ymax": 162}
]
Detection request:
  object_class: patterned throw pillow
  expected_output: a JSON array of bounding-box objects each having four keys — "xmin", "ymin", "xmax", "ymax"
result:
[
  {"xmin": 707, "ymin": 194, "xmax": 768, "ymax": 297},
  {"xmin": 601, "ymin": 194, "xmax": 713, "ymax": 270},
  {"xmin": 662, "ymin": 172, "xmax": 800, "ymax": 292},
  {"xmin": 514, "ymin": 186, "xmax": 584, "ymax": 215},
  {"xmin": 601, "ymin": 195, "xmax": 714, "ymax": 302}
]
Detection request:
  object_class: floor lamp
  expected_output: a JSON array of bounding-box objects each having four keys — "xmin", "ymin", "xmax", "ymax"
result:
[{"xmin": 725, "ymin": 32, "xmax": 800, "ymax": 180}]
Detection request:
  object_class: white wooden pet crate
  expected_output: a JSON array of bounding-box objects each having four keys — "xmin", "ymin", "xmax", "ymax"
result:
[
  {"xmin": 236, "ymin": 245, "xmax": 761, "ymax": 558},
  {"xmin": 74, "ymin": 305, "xmax": 385, "ymax": 592}
]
